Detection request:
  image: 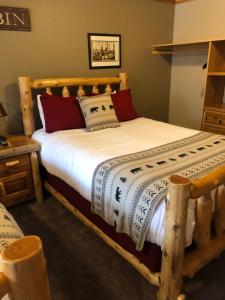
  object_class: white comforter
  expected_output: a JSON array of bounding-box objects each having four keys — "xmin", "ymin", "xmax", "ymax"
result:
[{"xmin": 33, "ymin": 117, "xmax": 198, "ymax": 247}]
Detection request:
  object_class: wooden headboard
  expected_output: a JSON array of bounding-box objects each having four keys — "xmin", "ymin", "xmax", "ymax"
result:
[{"xmin": 19, "ymin": 72, "xmax": 128, "ymax": 137}]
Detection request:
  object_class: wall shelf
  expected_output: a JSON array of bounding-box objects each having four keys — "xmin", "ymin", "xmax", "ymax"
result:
[
  {"xmin": 152, "ymin": 40, "xmax": 209, "ymax": 55},
  {"xmin": 152, "ymin": 38, "xmax": 225, "ymax": 134},
  {"xmin": 152, "ymin": 38, "xmax": 225, "ymax": 55},
  {"xmin": 208, "ymin": 72, "xmax": 225, "ymax": 76}
]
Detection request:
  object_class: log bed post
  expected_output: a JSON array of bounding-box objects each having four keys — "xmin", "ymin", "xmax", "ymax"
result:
[
  {"xmin": 158, "ymin": 175, "xmax": 190, "ymax": 300},
  {"xmin": 194, "ymin": 194, "xmax": 213, "ymax": 247},
  {"xmin": 215, "ymin": 186, "xmax": 225, "ymax": 236},
  {"xmin": 0, "ymin": 235, "xmax": 51, "ymax": 300},
  {"xmin": 19, "ymin": 77, "xmax": 34, "ymax": 137},
  {"xmin": 119, "ymin": 73, "xmax": 128, "ymax": 90}
]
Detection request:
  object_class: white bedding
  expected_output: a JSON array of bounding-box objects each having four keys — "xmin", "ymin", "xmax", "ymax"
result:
[{"xmin": 33, "ymin": 117, "xmax": 199, "ymax": 247}]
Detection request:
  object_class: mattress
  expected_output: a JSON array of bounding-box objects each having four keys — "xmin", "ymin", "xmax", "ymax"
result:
[{"xmin": 33, "ymin": 117, "xmax": 198, "ymax": 247}]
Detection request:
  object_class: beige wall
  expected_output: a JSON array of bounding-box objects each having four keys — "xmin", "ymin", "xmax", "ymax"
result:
[
  {"xmin": 169, "ymin": 53, "xmax": 207, "ymax": 129},
  {"xmin": 0, "ymin": 0, "xmax": 174, "ymax": 135},
  {"xmin": 173, "ymin": 0, "xmax": 225, "ymax": 42},
  {"xmin": 169, "ymin": 0, "xmax": 225, "ymax": 130}
]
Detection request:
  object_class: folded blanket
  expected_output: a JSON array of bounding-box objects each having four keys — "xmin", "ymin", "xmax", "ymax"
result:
[{"xmin": 92, "ymin": 132, "xmax": 225, "ymax": 250}]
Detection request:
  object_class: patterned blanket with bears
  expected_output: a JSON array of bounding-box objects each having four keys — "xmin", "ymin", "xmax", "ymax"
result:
[{"xmin": 91, "ymin": 132, "xmax": 225, "ymax": 250}]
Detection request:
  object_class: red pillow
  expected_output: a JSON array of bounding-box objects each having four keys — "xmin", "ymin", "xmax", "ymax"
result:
[
  {"xmin": 110, "ymin": 89, "xmax": 138, "ymax": 122},
  {"xmin": 40, "ymin": 94, "xmax": 85, "ymax": 133}
]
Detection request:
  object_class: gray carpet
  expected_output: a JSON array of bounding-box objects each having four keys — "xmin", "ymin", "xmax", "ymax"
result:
[{"xmin": 9, "ymin": 197, "xmax": 225, "ymax": 300}]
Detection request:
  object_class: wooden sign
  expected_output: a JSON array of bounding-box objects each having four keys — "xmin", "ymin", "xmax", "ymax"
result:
[{"xmin": 0, "ymin": 6, "xmax": 31, "ymax": 31}]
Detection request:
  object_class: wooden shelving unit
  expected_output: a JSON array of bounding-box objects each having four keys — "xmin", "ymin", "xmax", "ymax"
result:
[
  {"xmin": 152, "ymin": 38, "xmax": 225, "ymax": 135},
  {"xmin": 202, "ymin": 40, "xmax": 225, "ymax": 134}
]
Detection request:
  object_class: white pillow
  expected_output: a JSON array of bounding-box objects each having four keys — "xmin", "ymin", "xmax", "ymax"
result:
[{"xmin": 37, "ymin": 95, "xmax": 45, "ymax": 130}]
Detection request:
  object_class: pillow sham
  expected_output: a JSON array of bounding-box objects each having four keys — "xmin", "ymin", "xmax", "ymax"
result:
[
  {"xmin": 40, "ymin": 94, "xmax": 86, "ymax": 133},
  {"xmin": 110, "ymin": 89, "xmax": 139, "ymax": 122},
  {"xmin": 79, "ymin": 94, "xmax": 120, "ymax": 132}
]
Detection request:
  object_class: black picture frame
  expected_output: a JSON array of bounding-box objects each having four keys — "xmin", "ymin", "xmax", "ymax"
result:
[{"xmin": 88, "ymin": 33, "xmax": 121, "ymax": 69}]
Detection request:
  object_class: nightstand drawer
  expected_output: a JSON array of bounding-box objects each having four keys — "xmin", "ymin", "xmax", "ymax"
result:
[
  {"xmin": 203, "ymin": 110, "xmax": 225, "ymax": 134},
  {"xmin": 0, "ymin": 154, "xmax": 30, "ymax": 176},
  {"xmin": 204, "ymin": 110, "xmax": 225, "ymax": 126},
  {"xmin": 0, "ymin": 170, "xmax": 34, "ymax": 207}
]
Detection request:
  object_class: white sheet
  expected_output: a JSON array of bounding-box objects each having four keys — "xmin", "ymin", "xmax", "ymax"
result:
[{"xmin": 33, "ymin": 117, "xmax": 199, "ymax": 247}]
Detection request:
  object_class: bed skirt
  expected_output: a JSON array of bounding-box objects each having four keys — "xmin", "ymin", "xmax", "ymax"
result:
[{"xmin": 44, "ymin": 169, "xmax": 162, "ymax": 272}]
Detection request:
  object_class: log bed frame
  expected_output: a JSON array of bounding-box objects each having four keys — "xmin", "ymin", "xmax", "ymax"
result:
[{"xmin": 18, "ymin": 72, "xmax": 225, "ymax": 300}]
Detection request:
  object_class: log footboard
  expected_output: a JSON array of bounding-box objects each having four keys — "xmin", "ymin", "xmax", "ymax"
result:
[
  {"xmin": 159, "ymin": 164, "xmax": 225, "ymax": 300},
  {"xmin": 0, "ymin": 236, "xmax": 51, "ymax": 300}
]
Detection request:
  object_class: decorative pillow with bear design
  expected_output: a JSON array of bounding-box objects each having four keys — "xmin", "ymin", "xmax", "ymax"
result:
[{"xmin": 79, "ymin": 94, "xmax": 120, "ymax": 132}]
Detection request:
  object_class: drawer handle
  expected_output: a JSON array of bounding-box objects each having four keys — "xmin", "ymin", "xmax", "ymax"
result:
[
  {"xmin": 5, "ymin": 160, "xmax": 19, "ymax": 167},
  {"xmin": 219, "ymin": 119, "xmax": 222, "ymax": 125},
  {"xmin": 0, "ymin": 182, "xmax": 6, "ymax": 197}
]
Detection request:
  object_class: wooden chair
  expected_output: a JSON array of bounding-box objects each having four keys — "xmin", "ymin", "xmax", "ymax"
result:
[{"xmin": 0, "ymin": 235, "xmax": 51, "ymax": 300}]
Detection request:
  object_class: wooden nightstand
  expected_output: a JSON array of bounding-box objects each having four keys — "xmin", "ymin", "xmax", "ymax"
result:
[{"xmin": 0, "ymin": 136, "xmax": 43, "ymax": 207}]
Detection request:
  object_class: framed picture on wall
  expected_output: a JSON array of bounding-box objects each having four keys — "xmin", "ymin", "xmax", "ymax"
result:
[{"xmin": 88, "ymin": 33, "xmax": 121, "ymax": 69}]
